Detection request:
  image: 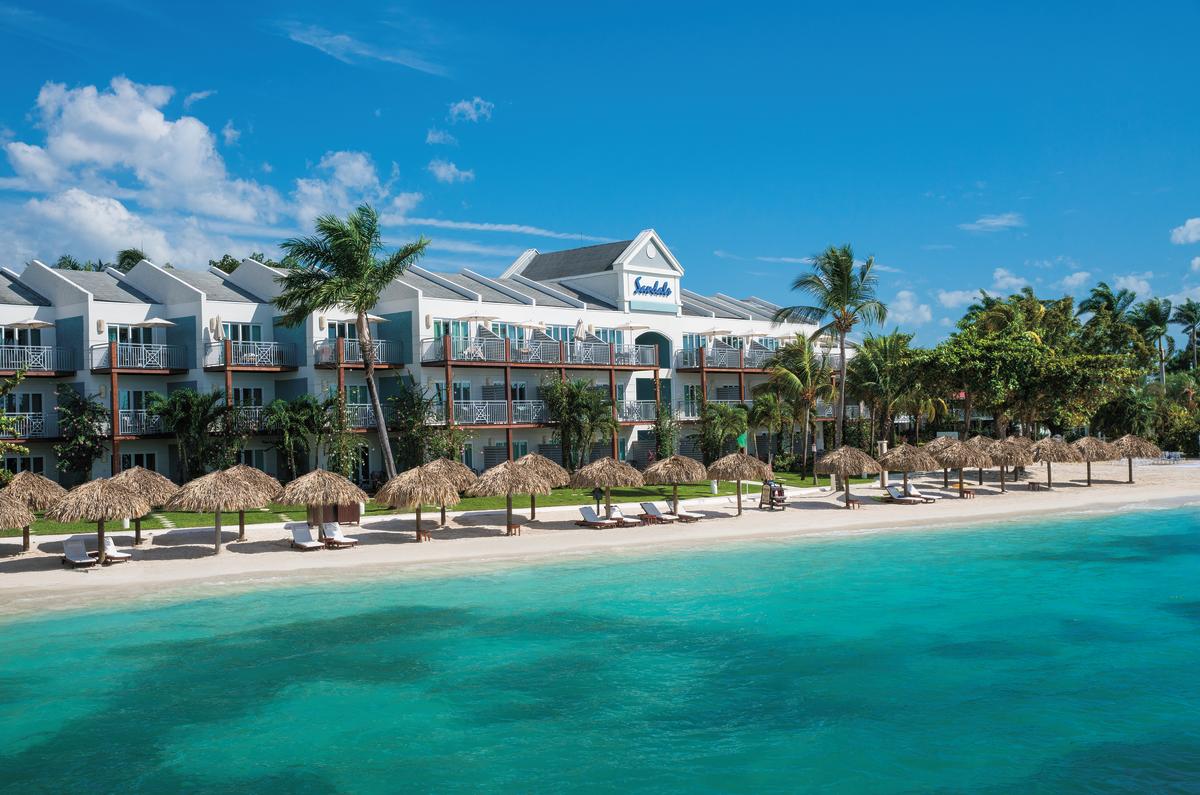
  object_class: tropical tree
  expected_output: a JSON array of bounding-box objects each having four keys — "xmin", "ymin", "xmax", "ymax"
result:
[
  {"xmin": 324, "ymin": 392, "xmax": 368, "ymax": 481},
  {"xmin": 274, "ymin": 204, "xmax": 429, "ymax": 479},
  {"xmin": 1130, "ymin": 298, "xmax": 1174, "ymax": 385},
  {"xmin": 746, "ymin": 389, "xmax": 786, "ymax": 463},
  {"xmin": 847, "ymin": 330, "xmax": 914, "ymax": 445},
  {"xmin": 116, "ymin": 247, "xmax": 146, "ymax": 272},
  {"xmin": 652, "ymin": 397, "xmax": 679, "ymax": 460},
  {"xmin": 540, "ymin": 377, "xmax": 618, "ymax": 471},
  {"xmin": 262, "ymin": 397, "xmax": 315, "ymax": 480},
  {"xmin": 1077, "ymin": 281, "xmax": 1137, "ymax": 322},
  {"xmin": 52, "ymin": 385, "xmax": 108, "ymax": 483},
  {"xmin": 772, "ymin": 244, "xmax": 887, "ymax": 450},
  {"xmin": 145, "ymin": 389, "xmax": 229, "ymax": 481},
  {"xmin": 1171, "ymin": 298, "xmax": 1200, "ymax": 372},
  {"xmin": 763, "ymin": 337, "xmax": 833, "ymax": 475},
  {"xmin": 698, "ymin": 402, "xmax": 748, "ymax": 464}
]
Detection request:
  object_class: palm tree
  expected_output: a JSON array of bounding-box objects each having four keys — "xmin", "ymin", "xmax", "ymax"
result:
[
  {"xmin": 1130, "ymin": 298, "xmax": 1173, "ymax": 385},
  {"xmin": 698, "ymin": 402, "xmax": 748, "ymax": 464},
  {"xmin": 274, "ymin": 205, "xmax": 428, "ymax": 479},
  {"xmin": 262, "ymin": 397, "xmax": 316, "ymax": 481},
  {"xmin": 541, "ymin": 377, "xmax": 618, "ymax": 471},
  {"xmin": 772, "ymin": 244, "xmax": 887, "ymax": 450},
  {"xmin": 1077, "ymin": 281, "xmax": 1138, "ymax": 321},
  {"xmin": 746, "ymin": 390, "xmax": 786, "ymax": 463},
  {"xmin": 847, "ymin": 330, "xmax": 913, "ymax": 446},
  {"xmin": 1171, "ymin": 298, "xmax": 1200, "ymax": 371},
  {"xmin": 145, "ymin": 389, "xmax": 229, "ymax": 481},
  {"xmin": 764, "ymin": 338, "xmax": 833, "ymax": 477},
  {"xmin": 116, "ymin": 247, "xmax": 146, "ymax": 273},
  {"xmin": 896, "ymin": 387, "xmax": 948, "ymax": 443}
]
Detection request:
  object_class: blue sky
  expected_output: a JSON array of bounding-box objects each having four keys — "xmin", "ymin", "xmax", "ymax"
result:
[{"xmin": 1, "ymin": 1, "xmax": 1198, "ymax": 343}]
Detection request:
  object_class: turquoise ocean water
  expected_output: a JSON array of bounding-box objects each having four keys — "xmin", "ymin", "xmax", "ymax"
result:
[{"xmin": 3, "ymin": 505, "xmax": 1199, "ymax": 793}]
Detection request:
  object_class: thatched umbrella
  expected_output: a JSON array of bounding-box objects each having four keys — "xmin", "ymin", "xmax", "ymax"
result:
[
  {"xmin": 570, "ymin": 457, "xmax": 645, "ymax": 519},
  {"xmin": 1072, "ymin": 436, "xmax": 1118, "ymax": 487},
  {"xmin": 815, "ymin": 446, "xmax": 880, "ymax": 509},
  {"xmin": 1031, "ymin": 437, "xmax": 1083, "ymax": 490},
  {"xmin": 931, "ymin": 440, "xmax": 992, "ymax": 497},
  {"xmin": 0, "ymin": 493, "xmax": 36, "ymax": 553},
  {"xmin": 224, "ymin": 464, "xmax": 283, "ymax": 540},
  {"xmin": 419, "ymin": 457, "xmax": 478, "ymax": 525},
  {"xmin": 1, "ymin": 471, "xmax": 65, "ymax": 552},
  {"xmin": 1111, "ymin": 434, "xmax": 1162, "ymax": 484},
  {"xmin": 276, "ymin": 469, "xmax": 368, "ymax": 535},
  {"xmin": 46, "ymin": 479, "xmax": 151, "ymax": 564},
  {"xmin": 516, "ymin": 453, "xmax": 569, "ymax": 520},
  {"xmin": 166, "ymin": 471, "xmax": 264, "ymax": 554},
  {"xmin": 111, "ymin": 466, "xmax": 179, "ymax": 545},
  {"xmin": 467, "ymin": 460, "xmax": 553, "ymax": 535},
  {"xmin": 923, "ymin": 435, "xmax": 957, "ymax": 487},
  {"xmin": 876, "ymin": 443, "xmax": 938, "ymax": 493},
  {"xmin": 643, "ymin": 454, "xmax": 708, "ymax": 515},
  {"xmin": 378, "ymin": 465, "xmax": 460, "ymax": 542},
  {"xmin": 965, "ymin": 435, "xmax": 995, "ymax": 485},
  {"xmin": 990, "ymin": 438, "xmax": 1033, "ymax": 493},
  {"xmin": 706, "ymin": 452, "xmax": 773, "ymax": 515}
]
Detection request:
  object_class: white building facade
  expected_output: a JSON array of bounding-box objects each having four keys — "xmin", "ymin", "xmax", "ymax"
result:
[{"xmin": 0, "ymin": 230, "xmax": 830, "ymax": 485}]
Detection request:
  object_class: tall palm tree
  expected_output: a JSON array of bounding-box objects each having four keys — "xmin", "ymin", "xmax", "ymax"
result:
[
  {"xmin": 274, "ymin": 205, "xmax": 428, "ymax": 479},
  {"xmin": 1130, "ymin": 298, "xmax": 1174, "ymax": 385},
  {"xmin": 1077, "ymin": 281, "xmax": 1138, "ymax": 321},
  {"xmin": 763, "ymin": 338, "xmax": 833, "ymax": 476},
  {"xmin": 1171, "ymin": 298, "xmax": 1200, "ymax": 371},
  {"xmin": 698, "ymin": 402, "xmax": 748, "ymax": 464},
  {"xmin": 541, "ymin": 377, "xmax": 618, "ymax": 471},
  {"xmin": 746, "ymin": 390, "xmax": 786, "ymax": 463},
  {"xmin": 145, "ymin": 389, "xmax": 229, "ymax": 481},
  {"xmin": 847, "ymin": 330, "xmax": 913, "ymax": 446},
  {"xmin": 772, "ymin": 244, "xmax": 887, "ymax": 449}
]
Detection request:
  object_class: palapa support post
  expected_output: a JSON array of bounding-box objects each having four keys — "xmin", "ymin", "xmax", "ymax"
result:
[
  {"xmin": 530, "ymin": 494, "xmax": 536, "ymax": 521},
  {"xmin": 604, "ymin": 487, "xmax": 612, "ymax": 520},
  {"xmin": 238, "ymin": 509, "xmax": 246, "ymax": 541},
  {"xmin": 214, "ymin": 510, "xmax": 222, "ymax": 554},
  {"xmin": 844, "ymin": 481, "xmax": 852, "ymax": 510},
  {"xmin": 958, "ymin": 468, "xmax": 966, "ymax": 497},
  {"xmin": 1127, "ymin": 456, "xmax": 1134, "ymax": 484},
  {"xmin": 978, "ymin": 467, "xmax": 984, "ymax": 486},
  {"xmin": 505, "ymin": 494, "xmax": 514, "ymax": 536},
  {"xmin": 673, "ymin": 483, "xmax": 680, "ymax": 515},
  {"xmin": 1086, "ymin": 461, "xmax": 1093, "ymax": 487},
  {"xmin": 96, "ymin": 519, "xmax": 106, "ymax": 565},
  {"xmin": 1046, "ymin": 462, "xmax": 1053, "ymax": 490},
  {"xmin": 22, "ymin": 525, "xmax": 30, "ymax": 553},
  {"xmin": 415, "ymin": 505, "xmax": 423, "ymax": 542},
  {"xmin": 736, "ymin": 479, "xmax": 743, "ymax": 515},
  {"xmin": 441, "ymin": 503, "xmax": 447, "ymax": 525},
  {"xmin": 134, "ymin": 516, "xmax": 142, "ymax": 545},
  {"xmin": 999, "ymin": 466, "xmax": 1006, "ymax": 493}
]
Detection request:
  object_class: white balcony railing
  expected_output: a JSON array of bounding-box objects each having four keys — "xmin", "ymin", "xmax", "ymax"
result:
[
  {"xmin": 0, "ymin": 345, "xmax": 75, "ymax": 372},
  {"xmin": 91, "ymin": 343, "xmax": 189, "ymax": 370},
  {"xmin": 118, "ymin": 410, "xmax": 164, "ymax": 436},
  {"xmin": 616, "ymin": 400, "xmax": 657, "ymax": 422},
  {"xmin": 204, "ymin": 341, "xmax": 297, "ymax": 368},
  {"xmin": 0, "ymin": 412, "xmax": 54, "ymax": 438},
  {"xmin": 511, "ymin": 400, "xmax": 547, "ymax": 424},
  {"xmin": 314, "ymin": 339, "xmax": 401, "ymax": 366},
  {"xmin": 452, "ymin": 400, "xmax": 509, "ymax": 425}
]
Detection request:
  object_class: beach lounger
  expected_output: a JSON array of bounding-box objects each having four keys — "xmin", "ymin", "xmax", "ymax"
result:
[
  {"xmin": 289, "ymin": 525, "xmax": 324, "ymax": 551},
  {"xmin": 639, "ymin": 502, "xmax": 679, "ymax": 524},
  {"xmin": 905, "ymin": 484, "xmax": 942, "ymax": 502},
  {"xmin": 576, "ymin": 507, "xmax": 618, "ymax": 529},
  {"xmin": 322, "ymin": 523, "xmax": 359, "ymax": 548},
  {"xmin": 885, "ymin": 485, "xmax": 924, "ymax": 505},
  {"xmin": 675, "ymin": 505, "xmax": 705, "ymax": 522},
  {"xmin": 61, "ymin": 538, "xmax": 97, "ymax": 568},
  {"xmin": 609, "ymin": 507, "xmax": 643, "ymax": 527},
  {"xmin": 95, "ymin": 536, "xmax": 132, "ymax": 563}
]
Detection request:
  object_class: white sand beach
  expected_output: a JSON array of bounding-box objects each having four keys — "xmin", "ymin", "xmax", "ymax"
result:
[{"xmin": 2, "ymin": 459, "xmax": 1197, "ymax": 618}]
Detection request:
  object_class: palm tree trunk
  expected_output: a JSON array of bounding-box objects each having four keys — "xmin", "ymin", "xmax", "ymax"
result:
[
  {"xmin": 358, "ymin": 314, "xmax": 397, "ymax": 480},
  {"xmin": 801, "ymin": 407, "xmax": 811, "ymax": 481},
  {"xmin": 1159, "ymin": 338, "xmax": 1166, "ymax": 385},
  {"xmin": 836, "ymin": 333, "xmax": 847, "ymax": 448}
]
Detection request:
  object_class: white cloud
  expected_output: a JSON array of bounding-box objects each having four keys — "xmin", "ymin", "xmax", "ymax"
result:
[
  {"xmin": 221, "ymin": 120, "xmax": 240, "ymax": 146},
  {"xmin": 1112, "ymin": 271, "xmax": 1154, "ymax": 296},
  {"xmin": 958, "ymin": 212, "xmax": 1025, "ymax": 233},
  {"xmin": 755, "ymin": 255, "xmax": 808, "ymax": 264},
  {"xmin": 292, "ymin": 150, "xmax": 390, "ymax": 225},
  {"xmin": 448, "ymin": 97, "xmax": 494, "ymax": 123},
  {"xmin": 890, "ymin": 290, "xmax": 931, "ymax": 326},
  {"xmin": 425, "ymin": 128, "xmax": 457, "ymax": 145},
  {"xmin": 427, "ymin": 159, "xmax": 474, "ymax": 184},
  {"xmin": 713, "ymin": 250, "xmax": 745, "ymax": 261},
  {"xmin": 381, "ymin": 213, "xmax": 607, "ymax": 242},
  {"xmin": 1056, "ymin": 270, "xmax": 1092, "ymax": 290},
  {"xmin": 424, "ymin": 239, "xmax": 525, "ymax": 258},
  {"xmin": 992, "ymin": 267, "xmax": 1028, "ymax": 290},
  {"xmin": 1170, "ymin": 217, "xmax": 1200, "ymax": 244},
  {"xmin": 921, "ymin": 243, "xmax": 954, "ymax": 250},
  {"xmin": 182, "ymin": 90, "xmax": 215, "ymax": 109},
  {"xmin": 1192, "ymin": 256, "xmax": 1200, "ymax": 272},
  {"xmin": 389, "ymin": 191, "xmax": 424, "ymax": 216},
  {"xmin": 937, "ymin": 289, "xmax": 978, "ymax": 308},
  {"xmin": 282, "ymin": 23, "xmax": 446, "ymax": 76}
]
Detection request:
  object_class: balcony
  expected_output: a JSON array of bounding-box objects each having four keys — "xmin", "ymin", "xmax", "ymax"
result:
[
  {"xmin": 742, "ymin": 348, "xmax": 777, "ymax": 369},
  {"xmin": 674, "ymin": 398, "xmax": 751, "ymax": 420},
  {"xmin": 314, "ymin": 339, "xmax": 402, "ymax": 368},
  {"xmin": 511, "ymin": 399, "xmax": 548, "ymax": 424},
  {"xmin": 90, "ymin": 343, "xmax": 189, "ymax": 372},
  {"xmin": 0, "ymin": 345, "xmax": 76, "ymax": 374},
  {"xmin": 420, "ymin": 336, "xmax": 657, "ymax": 368},
  {"xmin": 224, "ymin": 406, "xmax": 267, "ymax": 434},
  {"xmin": 346, "ymin": 404, "xmax": 381, "ymax": 429},
  {"xmin": 0, "ymin": 412, "xmax": 56, "ymax": 439},
  {"xmin": 616, "ymin": 400, "xmax": 657, "ymax": 422},
  {"xmin": 107, "ymin": 410, "xmax": 165, "ymax": 436},
  {"xmin": 204, "ymin": 341, "xmax": 297, "ymax": 370},
  {"xmin": 452, "ymin": 400, "xmax": 509, "ymax": 425}
]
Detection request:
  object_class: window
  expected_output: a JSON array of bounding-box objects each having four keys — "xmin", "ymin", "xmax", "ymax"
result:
[
  {"xmin": 433, "ymin": 319, "xmax": 471, "ymax": 339},
  {"xmin": 236, "ymin": 449, "xmax": 265, "ymax": 469},
  {"xmin": 3, "ymin": 393, "xmax": 42, "ymax": 414},
  {"xmin": 345, "ymin": 385, "xmax": 369, "ymax": 405},
  {"xmin": 489, "ymin": 323, "xmax": 527, "ymax": 343},
  {"xmin": 593, "ymin": 328, "xmax": 624, "ymax": 346},
  {"xmin": 4, "ymin": 455, "xmax": 44, "ymax": 474},
  {"xmin": 121, "ymin": 452, "xmax": 157, "ymax": 471},
  {"xmin": 618, "ymin": 436, "xmax": 627, "ymax": 461},
  {"xmin": 222, "ymin": 323, "xmax": 262, "ymax": 342},
  {"xmin": 108, "ymin": 324, "xmax": 154, "ymax": 345},
  {"xmin": 510, "ymin": 382, "xmax": 527, "ymax": 401},
  {"xmin": 545, "ymin": 325, "xmax": 575, "ymax": 343},
  {"xmin": 683, "ymin": 384, "xmax": 702, "ymax": 402},
  {"xmin": 512, "ymin": 440, "xmax": 529, "ymax": 458},
  {"xmin": 327, "ymin": 321, "xmax": 358, "ymax": 340},
  {"xmin": 0, "ymin": 327, "xmax": 41, "ymax": 346},
  {"xmin": 716, "ymin": 335, "xmax": 745, "ymax": 349},
  {"xmin": 119, "ymin": 390, "xmax": 153, "ymax": 411},
  {"xmin": 616, "ymin": 384, "xmax": 626, "ymax": 401},
  {"xmin": 230, "ymin": 387, "xmax": 263, "ymax": 407},
  {"xmin": 461, "ymin": 446, "xmax": 473, "ymax": 470},
  {"xmin": 683, "ymin": 333, "xmax": 703, "ymax": 351},
  {"xmin": 452, "ymin": 381, "xmax": 472, "ymax": 402}
]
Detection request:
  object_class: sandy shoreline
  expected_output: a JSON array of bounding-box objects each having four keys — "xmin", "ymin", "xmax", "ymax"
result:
[{"xmin": 2, "ymin": 459, "xmax": 1197, "ymax": 620}]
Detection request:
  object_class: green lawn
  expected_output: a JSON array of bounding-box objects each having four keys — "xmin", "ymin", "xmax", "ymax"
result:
[
  {"xmin": 769, "ymin": 472, "xmax": 877, "ymax": 487},
  {"xmin": 3, "ymin": 483, "xmax": 742, "ymax": 538}
]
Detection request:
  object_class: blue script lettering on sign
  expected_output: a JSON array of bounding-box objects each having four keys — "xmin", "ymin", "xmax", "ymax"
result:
[{"xmin": 632, "ymin": 277, "xmax": 672, "ymax": 298}]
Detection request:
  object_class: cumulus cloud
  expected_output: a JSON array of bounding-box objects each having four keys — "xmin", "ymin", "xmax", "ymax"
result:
[
  {"xmin": 1192, "ymin": 256, "xmax": 1200, "ymax": 272},
  {"xmin": 958, "ymin": 212, "xmax": 1025, "ymax": 233},
  {"xmin": 427, "ymin": 159, "xmax": 474, "ymax": 183},
  {"xmin": 292, "ymin": 150, "xmax": 393, "ymax": 224},
  {"xmin": 992, "ymin": 267, "xmax": 1028, "ymax": 290},
  {"xmin": 1113, "ymin": 271, "xmax": 1154, "ymax": 296},
  {"xmin": 1170, "ymin": 217, "xmax": 1200, "ymax": 244},
  {"xmin": 425, "ymin": 128, "xmax": 457, "ymax": 145},
  {"xmin": 183, "ymin": 90, "xmax": 215, "ymax": 109},
  {"xmin": 221, "ymin": 120, "xmax": 240, "ymax": 146},
  {"xmin": 890, "ymin": 290, "xmax": 931, "ymax": 326},
  {"xmin": 1056, "ymin": 270, "xmax": 1092, "ymax": 290},
  {"xmin": 448, "ymin": 97, "xmax": 494, "ymax": 123},
  {"xmin": 937, "ymin": 289, "xmax": 978, "ymax": 308}
]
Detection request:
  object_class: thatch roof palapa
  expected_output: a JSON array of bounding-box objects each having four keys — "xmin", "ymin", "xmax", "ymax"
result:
[
  {"xmin": 1072, "ymin": 436, "xmax": 1118, "ymax": 487},
  {"xmin": 378, "ymin": 465, "xmax": 462, "ymax": 542},
  {"xmin": 423, "ymin": 457, "xmax": 480, "ymax": 490},
  {"xmin": 47, "ymin": 479, "xmax": 151, "ymax": 564},
  {"xmin": 2, "ymin": 471, "xmax": 66, "ymax": 511},
  {"xmin": 989, "ymin": 438, "xmax": 1033, "ymax": 492},
  {"xmin": 706, "ymin": 452, "xmax": 773, "ymax": 516},
  {"xmin": 277, "ymin": 469, "xmax": 368, "ymax": 507},
  {"xmin": 1111, "ymin": 434, "xmax": 1162, "ymax": 484},
  {"xmin": 816, "ymin": 446, "xmax": 880, "ymax": 510},
  {"xmin": 225, "ymin": 464, "xmax": 283, "ymax": 504},
  {"xmin": 1031, "ymin": 437, "xmax": 1082, "ymax": 490},
  {"xmin": 111, "ymin": 466, "xmax": 179, "ymax": 507},
  {"xmin": 515, "ymin": 452, "xmax": 569, "ymax": 521},
  {"xmin": 0, "ymin": 493, "xmax": 36, "ymax": 553},
  {"xmin": 932, "ymin": 440, "xmax": 992, "ymax": 470},
  {"xmin": 876, "ymin": 443, "xmax": 938, "ymax": 491},
  {"xmin": 467, "ymin": 460, "xmax": 554, "ymax": 534},
  {"xmin": 643, "ymin": 454, "xmax": 709, "ymax": 515},
  {"xmin": 166, "ymin": 470, "xmax": 268, "ymax": 552},
  {"xmin": 922, "ymin": 435, "xmax": 957, "ymax": 454},
  {"xmin": 569, "ymin": 457, "xmax": 644, "ymax": 520}
]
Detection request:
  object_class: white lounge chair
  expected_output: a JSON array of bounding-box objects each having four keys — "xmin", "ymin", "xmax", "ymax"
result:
[
  {"xmin": 289, "ymin": 525, "xmax": 324, "ymax": 551},
  {"xmin": 639, "ymin": 503, "xmax": 680, "ymax": 523},
  {"xmin": 321, "ymin": 523, "xmax": 359, "ymax": 548},
  {"xmin": 61, "ymin": 538, "xmax": 97, "ymax": 568},
  {"xmin": 905, "ymin": 484, "xmax": 942, "ymax": 502},
  {"xmin": 609, "ymin": 507, "xmax": 643, "ymax": 527},
  {"xmin": 576, "ymin": 507, "xmax": 618, "ymax": 528},
  {"xmin": 97, "ymin": 536, "xmax": 132, "ymax": 562},
  {"xmin": 674, "ymin": 504, "xmax": 705, "ymax": 522},
  {"xmin": 886, "ymin": 485, "xmax": 924, "ymax": 505}
]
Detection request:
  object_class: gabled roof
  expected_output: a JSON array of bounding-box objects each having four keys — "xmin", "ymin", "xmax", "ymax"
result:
[
  {"xmin": 168, "ymin": 269, "xmax": 264, "ymax": 303},
  {"xmin": 520, "ymin": 240, "xmax": 631, "ymax": 281},
  {"xmin": 54, "ymin": 270, "xmax": 158, "ymax": 304},
  {"xmin": 541, "ymin": 279, "xmax": 618, "ymax": 311},
  {"xmin": 0, "ymin": 272, "xmax": 50, "ymax": 307}
]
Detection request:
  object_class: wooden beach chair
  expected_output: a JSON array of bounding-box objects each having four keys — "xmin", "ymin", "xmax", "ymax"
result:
[
  {"xmin": 322, "ymin": 523, "xmax": 359, "ymax": 548},
  {"xmin": 639, "ymin": 503, "xmax": 680, "ymax": 524},
  {"xmin": 885, "ymin": 485, "xmax": 924, "ymax": 505},
  {"xmin": 576, "ymin": 507, "xmax": 618, "ymax": 529},
  {"xmin": 61, "ymin": 538, "xmax": 97, "ymax": 568},
  {"xmin": 289, "ymin": 525, "xmax": 324, "ymax": 551}
]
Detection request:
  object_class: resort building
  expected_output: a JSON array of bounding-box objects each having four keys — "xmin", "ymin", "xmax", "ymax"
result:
[{"xmin": 0, "ymin": 230, "xmax": 825, "ymax": 484}]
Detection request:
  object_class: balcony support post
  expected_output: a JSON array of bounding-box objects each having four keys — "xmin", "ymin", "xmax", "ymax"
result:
[
  {"xmin": 109, "ymin": 341, "xmax": 120, "ymax": 475},
  {"xmin": 444, "ymin": 334, "xmax": 455, "ymax": 428},
  {"xmin": 558, "ymin": 341, "xmax": 566, "ymax": 381},
  {"xmin": 504, "ymin": 339, "xmax": 514, "ymax": 461},
  {"xmin": 223, "ymin": 339, "xmax": 233, "ymax": 406},
  {"xmin": 609, "ymin": 355, "xmax": 618, "ymax": 459},
  {"xmin": 738, "ymin": 371, "xmax": 745, "ymax": 401},
  {"xmin": 699, "ymin": 346, "xmax": 708, "ymax": 409}
]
